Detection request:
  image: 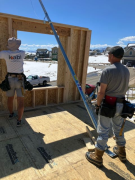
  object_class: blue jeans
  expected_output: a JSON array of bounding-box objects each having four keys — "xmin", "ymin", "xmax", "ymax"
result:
[{"xmin": 95, "ymin": 103, "xmax": 126, "ymax": 151}]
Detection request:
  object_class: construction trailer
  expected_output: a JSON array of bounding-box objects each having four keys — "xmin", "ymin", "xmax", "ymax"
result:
[
  {"xmin": 0, "ymin": 13, "xmax": 135, "ymax": 180},
  {"xmin": 122, "ymin": 44, "xmax": 135, "ymax": 65}
]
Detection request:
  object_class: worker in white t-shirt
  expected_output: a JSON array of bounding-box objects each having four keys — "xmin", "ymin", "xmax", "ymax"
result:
[{"xmin": 0, "ymin": 37, "xmax": 25, "ymax": 127}]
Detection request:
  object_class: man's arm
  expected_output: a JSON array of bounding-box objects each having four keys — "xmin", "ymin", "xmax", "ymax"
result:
[{"xmin": 97, "ymin": 83, "xmax": 107, "ymax": 106}]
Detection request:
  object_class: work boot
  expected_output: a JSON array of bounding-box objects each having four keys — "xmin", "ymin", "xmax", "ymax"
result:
[
  {"xmin": 113, "ymin": 145, "xmax": 126, "ymax": 162},
  {"xmin": 85, "ymin": 148, "xmax": 104, "ymax": 167}
]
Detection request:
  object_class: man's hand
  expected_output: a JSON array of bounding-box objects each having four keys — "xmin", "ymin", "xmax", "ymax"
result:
[{"xmin": 95, "ymin": 104, "xmax": 100, "ymax": 115}]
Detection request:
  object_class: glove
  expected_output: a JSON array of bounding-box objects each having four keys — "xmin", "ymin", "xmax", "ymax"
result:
[{"xmin": 95, "ymin": 104, "xmax": 100, "ymax": 115}]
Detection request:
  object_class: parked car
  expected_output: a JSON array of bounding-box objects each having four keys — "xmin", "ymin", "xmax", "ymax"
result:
[
  {"xmin": 85, "ymin": 84, "xmax": 96, "ymax": 95},
  {"xmin": 27, "ymin": 75, "xmax": 50, "ymax": 86},
  {"xmin": 126, "ymin": 61, "xmax": 132, "ymax": 67}
]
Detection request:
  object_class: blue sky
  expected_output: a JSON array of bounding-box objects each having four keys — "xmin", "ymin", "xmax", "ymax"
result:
[{"xmin": 0, "ymin": 0, "xmax": 135, "ymax": 51}]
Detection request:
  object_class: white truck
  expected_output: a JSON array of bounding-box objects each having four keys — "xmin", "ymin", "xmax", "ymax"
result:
[{"xmin": 27, "ymin": 75, "xmax": 50, "ymax": 86}]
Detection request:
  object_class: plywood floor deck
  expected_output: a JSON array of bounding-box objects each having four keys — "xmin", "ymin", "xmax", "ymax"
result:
[{"xmin": 0, "ymin": 101, "xmax": 135, "ymax": 180}]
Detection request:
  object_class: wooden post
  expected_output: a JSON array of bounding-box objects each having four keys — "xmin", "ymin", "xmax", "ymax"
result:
[
  {"xmin": 8, "ymin": 18, "xmax": 12, "ymax": 38},
  {"xmin": 63, "ymin": 28, "xmax": 73, "ymax": 103},
  {"xmin": 74, "ymin": 30, "xmax": 82, "ymax": 101},
  {"xmin": 32, "ymin": 91, "xmax": 35, "ymax": 108},
  {"xmin": 81, "ymin": 30, "xmax": 91, "ymax": 97},
  {"xmin": 45, "ymin": 89, "xmax": 48, "ymax": 106},
  {"xmin": 8, "ymin": 17, "xmax": 18, "ymax": 111},
  {"xmin": 12, "ymin": 29, "xmax": 17, "ymax": 38},
  {"xmin": 56, "ymin": 88, "xmax": 59, "ymax": 104}
]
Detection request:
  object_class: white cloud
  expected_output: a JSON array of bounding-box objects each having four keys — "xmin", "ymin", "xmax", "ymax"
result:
[
  {"xmin": 91, "ymin": 42, "xmax": 126, "ymax": 49},
  {"xmin": 117, "ymin": 36, "xmax": 135, "ymax": 45},
  {"xmin": 91, "ymin": 36, "xmax": 135, "ymax": 49},
  {"xmin": 21, "ymin": 36, "xmax": 134, "ymax": 51},
  {"xmin": 20, "ymin": 43, "xmax": 58, "ymax": 51},
  {"xmin": 90, "ymin": 44, "xmax": 112, "ymax": 49}
]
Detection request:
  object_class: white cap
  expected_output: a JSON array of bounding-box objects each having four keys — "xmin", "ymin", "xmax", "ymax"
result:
[{"xmin": 7, "ymin": 37, "xmax": 21, "ymax": 51}]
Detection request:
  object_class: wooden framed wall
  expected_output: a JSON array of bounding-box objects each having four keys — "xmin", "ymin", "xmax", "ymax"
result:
[{"xmin": 0, "ymin": 13, "xmax": 91, "ymax": 112}]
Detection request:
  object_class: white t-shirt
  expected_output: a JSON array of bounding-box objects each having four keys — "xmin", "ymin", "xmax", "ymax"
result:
[{"xmin": 0, "ymin": 50, "xmax": 25, "ymax": 73}]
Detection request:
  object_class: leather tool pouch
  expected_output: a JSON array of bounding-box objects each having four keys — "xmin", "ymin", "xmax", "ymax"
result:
[
  {"xmin": 0, "ymin": 75, "xmax": 11, "ymax": 91},
  {"xmin": 100, "ymin": 100, "xmax": 116, "ymax": 118},
  {"xmin": 121, "ymin": 100, "xmax": 135, "ymax": 119},
  {"xmin": 23, "ymin": 74, "xmax": 33, "ymax": 91}
]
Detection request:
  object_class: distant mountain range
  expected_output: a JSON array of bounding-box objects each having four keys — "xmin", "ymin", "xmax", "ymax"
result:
[
  {"xmin": 26, "ymin": 48, "xmax": 106, "ymax": 54},
  {"xmin": 90, "ymin": 48, "xmax": 106, "ymax": 52},
  {"xmin": 26, "ymin": 50, "xmax": 36, "ymax": 53}
]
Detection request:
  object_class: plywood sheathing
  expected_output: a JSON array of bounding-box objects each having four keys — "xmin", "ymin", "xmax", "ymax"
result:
[
  {"xmin": 0, "ymin": 102, "xmax": 135, "ymax": 180},
  {"xmin": 48, "ymin": 89, "xmax": 57, "ymax": 104},
  {"xmin": 24, "ymin": 87, "xmax": 64, "ymax": 109},
  {"xmin": 0, "ymin": 17, "xmax": 9, "ymax": 111},
  {"xmin": 24, "ymin": 91, "xmax": 33, "ymax": 107},
  {"xmin": 57, "ymin": 29, "xmax": 91, "ymax": 103},
  {"xmin": 0, "ymin": 17, "xmax": 17, "ymax": 111},
  {"xmin": 35, "ymin": 90, "xmax": 45, "ymax": 106},
  {"xmin": 0, "ymin": 17, "xmax": 9, "ymax": 52},
  {"xmin": 59, "ymin": 88, "xmax": 64, "ymax": 103}
]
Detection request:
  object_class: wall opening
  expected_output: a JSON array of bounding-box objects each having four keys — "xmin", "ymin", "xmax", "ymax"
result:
[{"xmin": 18, "ymin": 31, "xmax": 58, "ymax": 87}]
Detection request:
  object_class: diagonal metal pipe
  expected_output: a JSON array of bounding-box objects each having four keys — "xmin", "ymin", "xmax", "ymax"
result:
[
  {"xmin": 38, "ymin": 0, "xmax": 117, "ymax": 158},
  {"xmin": 39, "ymin": 0, "xmax": 97, "ymax": 129}
]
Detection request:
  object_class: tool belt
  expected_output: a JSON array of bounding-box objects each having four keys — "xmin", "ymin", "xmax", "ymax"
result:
[
  {"xmin": 8, "ymin": 72, "xmax": 33, "ymax": 90},
  {"xmin": 0, "ymin": 73, "xmax": 33, "ymax": 92},
  {"xmin": 10, "ymin": 73, "xmax": 33, "ymax": 91},
  {"xmin": 100, "ymin": 95, "xmax": 135, "ymax": 119},
  {"xmin": 100, "ymin": 99, "xmax": 116, "ymax": 118},
  {"xmin": 7, "ymin": 72, "xmax": 24, "ymax": 80},
  {"xmin": 100, "ymin": 96, "xmax": 125, "ymax": 118}
]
